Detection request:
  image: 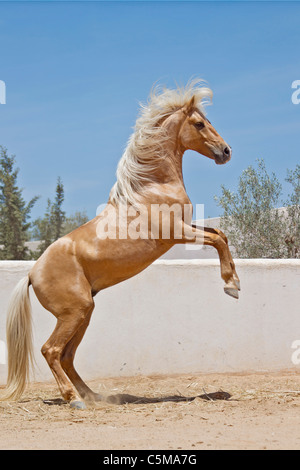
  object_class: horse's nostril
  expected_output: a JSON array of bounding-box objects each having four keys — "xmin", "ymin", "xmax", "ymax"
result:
[{"xmin": 223, "ymin": 146, "xmax": 231, "ymax": 157}]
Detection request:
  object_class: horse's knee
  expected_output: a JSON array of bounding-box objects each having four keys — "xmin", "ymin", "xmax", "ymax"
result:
[{"xmin": 215, "ymin": 228, "xmax": 228, "ymax": 244}]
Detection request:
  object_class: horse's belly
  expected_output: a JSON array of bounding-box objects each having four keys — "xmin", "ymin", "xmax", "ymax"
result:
[{"xmin": 79, "ymin": 238, "xmax": 171, "ymax": 292}]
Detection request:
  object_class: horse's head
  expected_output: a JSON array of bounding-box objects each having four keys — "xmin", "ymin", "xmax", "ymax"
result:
[{"xmin": 179, "ymin": 96, "xmax": 231, "ymax": 165}]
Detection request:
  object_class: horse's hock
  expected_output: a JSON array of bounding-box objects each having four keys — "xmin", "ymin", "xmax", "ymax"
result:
[{"xmin": 0, "ymin": 259, "xmax": 299, "ymax": 384}]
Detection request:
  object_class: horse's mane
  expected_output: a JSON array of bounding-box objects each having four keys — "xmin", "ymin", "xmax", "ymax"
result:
[{"xmin": 109, "ymin": 79, "xmax": 213, "ymax": 206}]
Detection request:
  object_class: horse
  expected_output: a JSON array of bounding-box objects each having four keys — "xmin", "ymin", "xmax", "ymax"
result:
[{"xmin": 0, "ymin": 79, "xmax": 240, "ymax": 409}]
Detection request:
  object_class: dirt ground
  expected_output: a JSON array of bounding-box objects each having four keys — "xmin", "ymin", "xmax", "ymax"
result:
[{"xmin": 0, "ymin": 372, "xmax": 299, "ymax": 450}]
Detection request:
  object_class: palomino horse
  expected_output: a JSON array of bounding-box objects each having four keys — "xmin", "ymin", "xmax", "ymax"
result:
[{"xmin": 0, "ymin": 80, "xmax": 240, "ymax": 409}]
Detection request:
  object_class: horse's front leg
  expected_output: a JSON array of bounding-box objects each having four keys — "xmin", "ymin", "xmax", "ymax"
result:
[
  {"xmin": 192, "ymin": 224, "xmax": 240, "ymax": 292},
  {"xmin": 176, "ymin": 222, "xmax": 240, "ymax": 299}
]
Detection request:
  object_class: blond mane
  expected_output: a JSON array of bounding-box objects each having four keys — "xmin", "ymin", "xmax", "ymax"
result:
[{"xmin": 109, "ymin": 79, "xmax": 213, "ymax": 206}]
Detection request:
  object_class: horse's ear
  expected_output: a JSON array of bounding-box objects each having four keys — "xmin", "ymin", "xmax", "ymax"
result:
[{"xmin": 183, "ymin": 95, "xmax": 195, "ymax": 114}]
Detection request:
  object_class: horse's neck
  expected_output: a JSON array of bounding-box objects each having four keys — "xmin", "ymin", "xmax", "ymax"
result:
[{"xmin": 153, "ymin": 113, "xmax": 186, "ymax": 186}]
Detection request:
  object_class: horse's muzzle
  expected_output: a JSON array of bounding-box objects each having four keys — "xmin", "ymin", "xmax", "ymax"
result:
[{"xmin": 214, "ymin": 145, "xmax": 232, "ymax": 165}]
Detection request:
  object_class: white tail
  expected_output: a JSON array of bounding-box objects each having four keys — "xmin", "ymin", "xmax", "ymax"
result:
[{"xmin": 0, "ymin": 276, "xmax": 34, "ymax": 401}]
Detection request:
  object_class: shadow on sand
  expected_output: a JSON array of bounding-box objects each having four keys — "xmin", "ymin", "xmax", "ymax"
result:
[{"xmin": 42, "ymin": 390, "xmax": 231, "ymax": 406}]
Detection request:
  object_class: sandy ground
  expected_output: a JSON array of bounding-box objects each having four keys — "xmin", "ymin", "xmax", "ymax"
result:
[{"xmin": 0, "ymin": 372, "xmax": 299, "ymax": 450}]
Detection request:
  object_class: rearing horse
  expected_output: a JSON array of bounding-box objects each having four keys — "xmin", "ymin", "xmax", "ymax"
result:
[{"xmin": 1, "ymin": 80, "xmax": 240, "ymax": 409}]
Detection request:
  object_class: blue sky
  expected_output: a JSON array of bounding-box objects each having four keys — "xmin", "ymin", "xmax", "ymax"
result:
[{"xmin": 0, "ymin": 1, "xmax": 299, "ymax": 220}]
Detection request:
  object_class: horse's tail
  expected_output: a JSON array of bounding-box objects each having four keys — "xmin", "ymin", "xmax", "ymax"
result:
[{"xmin": 0, "ymin": 275, "xmax": 34, "ymax": 401}]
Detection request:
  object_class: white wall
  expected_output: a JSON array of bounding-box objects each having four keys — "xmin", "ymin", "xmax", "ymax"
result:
[{"xmin": 0, "ymin": 259, "xmax": 300, "ymax": 385}]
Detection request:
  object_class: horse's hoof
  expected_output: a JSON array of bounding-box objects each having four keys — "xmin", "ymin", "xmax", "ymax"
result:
[
  {"xmin": 70, "ymin": 400, "xmax": 86, "ymax": 410},
  {"xmin": 224, "ymin": 286, "xmax": 239, "ymax": 299}
]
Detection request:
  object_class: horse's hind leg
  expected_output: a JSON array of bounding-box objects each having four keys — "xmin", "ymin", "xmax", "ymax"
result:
[
  {"xmin": 60, "ymin": 307, "xmax": 102, "ymax": 403},
  {"xmin": 41, "ymin": 302, "xmax": 94, "ymax": 409}
]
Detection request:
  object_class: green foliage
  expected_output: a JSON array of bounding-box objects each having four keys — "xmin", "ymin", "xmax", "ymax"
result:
[
  {"xmin": 32, "ymin": 177, "xmax": 66, "ymax": 257},
  {"xmin": 61, "ymin": 210, "xmax": 89, "ymax": 237},
  {"xmin": 215, "ymin": 159, "xmax": 300, "ymax": 258},
  {"xmin": 52, "ymin": 176, "xmax": 65, "ymax": 240},
  {"xmin": 0, "ymin": 147, "xmax": 39, "ymax": 260},
  {"xmin": 31, "ymin": 199, "xmax": 54, "ymax": 257},
  {"xmin": 32, "ymin": 178, "xmax": 89, "ymax": 259},
  {"xmin": 0, "ymin": 147, "xmax": 90, "ymax": 260},
  {"xmin": 284, "ymin": 164, "xmax": 300, "ymax": 257}
]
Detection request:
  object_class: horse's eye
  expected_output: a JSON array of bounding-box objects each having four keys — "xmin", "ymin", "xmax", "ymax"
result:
[{"xmin": 194, "ymin": 122, "xmax": 205, "ymax": 131}]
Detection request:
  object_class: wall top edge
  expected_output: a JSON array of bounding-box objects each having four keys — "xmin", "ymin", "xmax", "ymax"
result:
[
  {"xmin": 153, "ymin": 259, "xmax": 300, "ymax": 266},
  {"xmin": 0, "ymin": 259, "xmax": 299, "ymax": 270}
]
